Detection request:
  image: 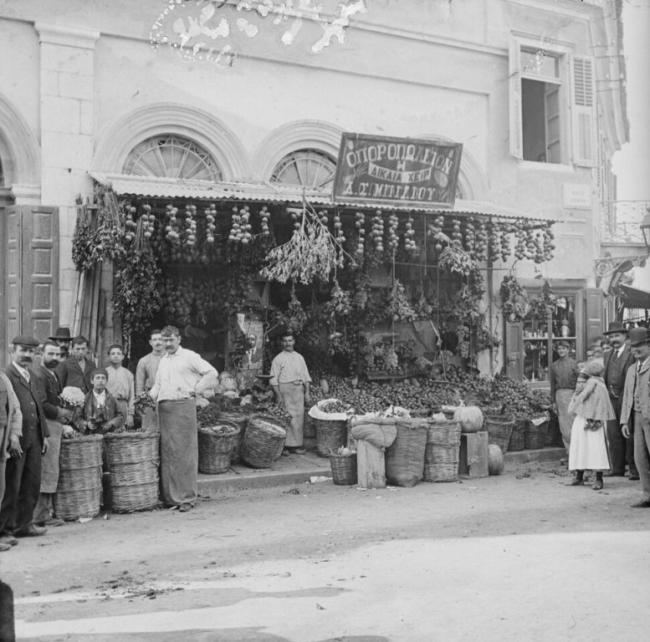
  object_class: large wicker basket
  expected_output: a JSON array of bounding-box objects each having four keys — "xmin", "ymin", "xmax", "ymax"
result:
[
  {"xmin": 55, "ymin": 434, "xmax": 103, "ymax": 521},
  {"xmin": 508, "ymin": 418, "xmax": 527, "ymax": 452},
  {"xmin": 314, "ymin": 417, "xmax": 348, "ymax": 457},
  {"xmin": 240, "ymin": 415, "xmax": 286, "ymax": 468},
  {"xmin": 385, "ymin": 418, "xmax": 428, "ymax": 487},
  {"xmin": 217, "ymin": 411, "xmax": 249, "ymax": 464},
  {"xmin": 525, "ymin": 416, "xmax": 549, "ymax": 450},
  {"xmin": 329, "ymin": 453, "xmax": 358, "ymax": 485},
  {"xmin": 424, "ymin": 419, "xmax": 461, "ymax": 482},
  {"xmin": 484, "ymin": 415, "xmax": 515, "ymax": 453},
  {"xmin": 198, "ymin": 423, "xmax": 240, "ymax": 474},
  {"xmin": 103, "ymin": 432, "xmax": 160, "ymax": 513}
]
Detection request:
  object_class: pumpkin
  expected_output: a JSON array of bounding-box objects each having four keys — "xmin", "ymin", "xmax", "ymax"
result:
[
  {"xmin": 454, "ymin": 406, "xmax": 484, "ymax": 433},
  {"xmin": 488, "ymin": 444, "xmax": 504, "ymax": 475}
]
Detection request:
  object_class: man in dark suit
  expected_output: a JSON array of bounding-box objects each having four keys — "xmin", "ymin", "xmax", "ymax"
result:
[
  {"xmin": 33, "ymin": 341, "xmax": 74, "ymax": 527},
  {"xmin": 55, "ymin": 335, "xmax": 96, "ymax": 394},
  {"xmin": 0, "ymin": 336, "xmax": 49, "ymax": 538},
  {"xmin": 603, "ymin": 321, "xmax": 638, "ymax": 478}
]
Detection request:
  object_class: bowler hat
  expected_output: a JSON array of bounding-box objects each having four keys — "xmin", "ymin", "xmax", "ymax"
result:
[
  {"xmin": 11, "ymin": 335, "xmax": 39, "ymax": 348},
  {"xmin": 603, "ymin": 321, "xmax": 627, "ymax": 336},
  {"xmin": 49, "ymin": 327, "xmax": 72, "ymax": 341},
  {"xmin": 629, "ymin": 327, "xmax": 650, "ymax": 347}
]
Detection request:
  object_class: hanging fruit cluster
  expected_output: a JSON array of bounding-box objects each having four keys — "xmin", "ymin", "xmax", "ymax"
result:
[
  {"xmin": 141, "ymin": 204, "xmax": 155, "ymax": 239},
  {"xmin": 488, "ymin": 223, "xmax": 501, "ymax": 263},
  {"xmin": 404, "ymin": 216, "xmax": 416, "ymax": 252},
  {"xmin": 319, "ymin": 210, "xmax": 329, "ymax": 227},
  {"xmin": 124, "ymin": 206, "xmax": 138, "ymax": 243},
  {"xmin": 229, "ymin": 206, "xmax": 252, "ymax": 244},
  {"xmin": 183, "ymin": 205, "xmax": 197, "ymax": 248},
  {"xmin": 450, "ymin": 218, "xmax": 463, "ymax": 250},
  {"xmin": 333, "ymin": 211, "xmax": 346, "ymax": 245},
  {"xmin": 371, "ymin": 211, "xmax": 384, "ymax": 252},
  {"xmin": 387, "ymin": 214, "xmax": 399, "ymax": 252},
  {"xmin": 204, "ymin": 204, "xmax": 216, "ymax": 244},
  {"xmin": 259, "ymin": 206, "xmax": 271, "ymax": 236},
  {"xmin": 164, "ymin": 205, "xmax": 181, "ymax": 244},
  {"xmin": 355, "ymin": 212, "xmax": 366, "ymax": 259},
  {"xmin": 500, "ymin": 226, "xmax": 512, "ymax": 262}
]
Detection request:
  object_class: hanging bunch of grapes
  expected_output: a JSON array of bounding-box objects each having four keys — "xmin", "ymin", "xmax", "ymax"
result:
[
  {"xmin": 183, "ymin": 204, "xmax": 197, "ymax": 249},
  {"xmin": 259, "ymin": 205, "xmax": 271, "ymax": 236},
  {"xmin": 404, "ymin": 216, "xmax": 417, "ymax": 252},
  {"xmin": 387, "ymin": 213, "xmax": 399, "ymax": 252},
  {"xmin": 124, "ymin": 205, "xmax": 137, "ymax": 243},
  {"xmin": 371, "ymin": 211, "xmax": 384, "ymax": 252},
  {"xmin": 205, "ymin": 204, "xmax": 216, "ymax": 244},
  {"xmin": 333, "ymin": 211, "xmax": 346, "ymax": 245},
  {"xmin": 355, "ymin": 212, "xmax": 366, "ymax": 259}
]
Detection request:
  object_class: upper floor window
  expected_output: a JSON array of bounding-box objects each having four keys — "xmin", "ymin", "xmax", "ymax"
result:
[
  {"xmin": 509, "ymin": 37, "xmax": 594, "ymax": 167},
  {"xmin": 270, "ymin": 149, "xmax": 336, "ymax": 190},
  {"xmin": 123, "ymin": 135, "xmax": 222, "ymax": 181}
]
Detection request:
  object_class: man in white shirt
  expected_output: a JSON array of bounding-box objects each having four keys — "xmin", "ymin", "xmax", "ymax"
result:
[
  {"xmin": 270, "ymin": 332, "xmax": 311, "ymax": 455},
  {"xmin": 149, "ymin": 326, "xmax": 218, "ymax": 512}
]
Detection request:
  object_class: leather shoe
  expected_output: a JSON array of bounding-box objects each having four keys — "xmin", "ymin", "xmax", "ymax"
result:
[
  {"xmin": 629, "ymin": 473, "xmax": 640, "ymax": 481},
  {"xmin": 293, "ymin": 447, "xmax": 306, "ymax": 455},
  {"xmin": 14, "ymin": 524, "xmax": 47, "ymax": 537},
  {"xmin": 0, "ymin": 542, "xmax": 11, "ymax": 552},
  {"xmin": 178, "ymin": 503, "xmax": 192, "ymax": 513},
  {"xmin": 592, "ymin": 479, "xmax": 603, "ymax": 491},
  {"xmin": 604, "ymin": 471, "xmax": 624, "ymax": 477},
  {"xmin": 630, "ymin": 499, "xmax": 650, "ymax": 508},
  {"xmin": 0, "ymin": 537, "xmax": 18, "ymax": 547}
]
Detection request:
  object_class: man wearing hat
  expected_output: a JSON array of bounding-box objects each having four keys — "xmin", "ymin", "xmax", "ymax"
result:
[
  {"xmin": 603, "ymin": 321, "xmax": 637, "ymax": 478},
  {"xmin": 56, "ymin": 335, "xmax": 97, "ymax": 394},
  {"xmin": 620, "ymin": 327, "xmax": 650, "ymax": 507},
  {"xmin": 550, "ymin": 340, "xmax": 579, "ymax": 453},
  {"xmin": 49, "ymin": 327, "xmax": 72, "ymax": 360},
  {"xmin": 0, "ymin": 336, "xmax": 49, "ymax": 539}
]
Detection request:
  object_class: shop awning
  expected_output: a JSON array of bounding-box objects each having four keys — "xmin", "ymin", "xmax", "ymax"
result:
[
  {"xmin": 89, "ymin": 172, "xmax": 555, "ymax": 224},
  {"xmin": 619, "ymin": 284, "xmax": 650, "ymax": 309}
]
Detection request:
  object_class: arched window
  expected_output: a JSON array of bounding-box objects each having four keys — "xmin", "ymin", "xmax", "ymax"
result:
[
  {"xmin": 270, "ymin": 149, "xmax": 336, "ymax": 190},
  {"xmin": 123, "ymin": 135, "xmax": 222, "ymax": 181}
]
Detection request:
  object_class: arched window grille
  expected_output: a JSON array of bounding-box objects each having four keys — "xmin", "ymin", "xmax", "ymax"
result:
[
  {"xmin": 123, "ymin": 135, "xmax": 222, "ymax": 181},
  {"xmin": 270, "ymin": 149, "xmax": 337, "ymax": 190}
]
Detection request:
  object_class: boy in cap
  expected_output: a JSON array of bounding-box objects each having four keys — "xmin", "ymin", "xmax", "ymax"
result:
[
  {"xmin": 0, "ymin": 336, "xmax": 49, "ymax": 539},
  {"xmin": 620, "ymin": 327, "xmax": 650, "ymax": 507},
  {"xmin": 73, "ymin": 369, "xmax": 124, "ymax": 435}
]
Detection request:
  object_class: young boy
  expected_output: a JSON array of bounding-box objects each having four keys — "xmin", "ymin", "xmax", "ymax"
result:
[
  {"xmin": 105, "ymin": 344, "xmax": 135, "ymax": 429},
  {"xmin": 74, "ymin": 369, "xmax": 124, "ymax": 435}
]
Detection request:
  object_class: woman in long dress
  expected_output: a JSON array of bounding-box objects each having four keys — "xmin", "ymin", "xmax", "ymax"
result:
[{"xmin": 568, "ymin": 360, "xmax": 615, "ymax": 490}]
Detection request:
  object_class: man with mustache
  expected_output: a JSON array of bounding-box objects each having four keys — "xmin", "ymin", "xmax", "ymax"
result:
[{"xmin": 0, "ymin": 336, "xmax": 49, "ymax": 539}]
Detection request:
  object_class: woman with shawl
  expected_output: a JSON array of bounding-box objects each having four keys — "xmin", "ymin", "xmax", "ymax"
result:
[{"xmin": 568, "ymin": 359, "xmax": 615, "ymax": 490}]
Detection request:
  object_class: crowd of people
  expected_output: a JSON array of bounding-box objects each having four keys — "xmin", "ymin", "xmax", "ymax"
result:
[
  {"xmin": 1, "ymin": 319, "xmax": 648, "ymax": 553},
  {"xmin": 0, "ymin": 325, "xmax": 218, "ymax": 552},
  {"xmin": 550, "ymin": 322, "xmax": 650, "ymax": 504}
]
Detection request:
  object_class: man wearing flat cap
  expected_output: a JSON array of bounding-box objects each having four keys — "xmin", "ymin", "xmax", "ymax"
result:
[
  {"xmin": 0, "ymin": 336, "xmax": 49, "ymax": 539},
  {"xmin": 620, "ymin": 327, "xmax": 650, "ymax": 507},
  {"xmin": 603, "ymin": 321, "xmax": 637, "ymax": 478}
]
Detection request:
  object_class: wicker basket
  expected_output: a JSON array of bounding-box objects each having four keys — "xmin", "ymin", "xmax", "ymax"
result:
[
  {"xmin": 314, "ymin": 417, "xmax": 348, "ymax": 458},
  {"xmin": 103, "ymin": 432, "xmax": 160, "ymax": 513},
  {"xmin": 525, "ymin": 417, "xmax": 549, "ymax": 450},
  {"xmin": 329, "ymin": 453, "xmax": 358, "ymax": 485},
  {"xmin": 55, "ymin": 434, "xmax": 103, "ymax": 521},
  {"xmin": 508, "ymin": 418, "xmax": 527, "ymax": 452},
  {"xmin": 217, "ymin": 412, "xmax": 249, "ymax": 464},
  {"xmin": 385, "ymin": 418, "xmax": 428, "ymax": 487},
  {"xmin": 198, "ymin": 423, "xmax": 240, "ymax": 474},
  {"xmin": 241, "ymin": 415, "xmax": 286, "ymax": 468},
  {"xmin": 424, "ymin": 419, "xmax": 461, "ymax": 482},
  {"xmin": 484, "ymin": 415, "xmax": 515, "ymax": 453}
]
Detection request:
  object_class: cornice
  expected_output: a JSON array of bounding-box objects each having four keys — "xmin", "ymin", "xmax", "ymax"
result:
[{"xmin": 35, "ymin": 22, "xmax": 99, "ymax": 49}]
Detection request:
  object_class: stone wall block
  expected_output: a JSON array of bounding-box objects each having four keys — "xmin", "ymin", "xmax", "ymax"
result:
[
  {"xmin": 41, "ymin": 44, "xmax": 94, "ymax": 76},
  {"xmin": 79, "ymin": 100, "xmax": 93, "ymax": 135},
  {"xmin": 41, "ymin": 132, "xmax": 93, "ymax": 170},
  {"xmin": 41, "ymin": 96, "xmax": 80, "ymax": 134},
  {"xmin": 58, "ymin": 71, "xmax": 93, "ymax": 101},
  {"xmin": 41, "ymin": 71, "xmax": 59, "ymax": 97}
]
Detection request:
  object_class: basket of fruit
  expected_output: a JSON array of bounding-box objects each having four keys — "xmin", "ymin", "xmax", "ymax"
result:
[
  {"xmin": 309, "ymin": 399, "xmax": 350, "ymax": 458},
  {"xmin": 329, "ymin": 446, "xmax": 358, "ymax": 486}
]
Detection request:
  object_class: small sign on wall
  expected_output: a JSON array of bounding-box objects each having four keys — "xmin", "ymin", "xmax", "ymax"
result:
[
  {"xmin": 562, "ymin": 183, "xmax": 592, "ymax": 210},
  {"xmin": 333, "ymin": 133, "xmax": 463, "ymax": 209}
]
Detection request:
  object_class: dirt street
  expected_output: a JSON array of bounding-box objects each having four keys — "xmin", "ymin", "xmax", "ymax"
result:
[{"xmin": 2, "ymin": 461, "xmax": 650, "ymax": 641}]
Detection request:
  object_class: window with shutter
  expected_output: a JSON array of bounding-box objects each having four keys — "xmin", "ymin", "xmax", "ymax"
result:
[{"xmin": 572, "ymin": 57, "xmax": 595, "ymax": 166}]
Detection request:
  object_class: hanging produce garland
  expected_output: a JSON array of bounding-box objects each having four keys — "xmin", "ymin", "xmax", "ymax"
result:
[
  {"xmin": 371, "ymin": 210, "xmax": 384, "ymax": 253},
  {"xmin": 404, "ymin": 216, "xmax": 417, "ymax": 252},
  {"xmin": 354, "ymin": 211, "xmax": 366, "ymax": 260}
]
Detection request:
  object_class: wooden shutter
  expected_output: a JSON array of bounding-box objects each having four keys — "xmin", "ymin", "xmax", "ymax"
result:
[
  {"xmin": 572, "ymin": 57, "xmax": 595, "ymax": 166},
  {"xmin": 0, "ymin": 206, "xmax": 59, "ymax": 353},
  {"xmin": 583, "ymin": 287, "xmax": 604, "ymax": 348},
  {"xmin": 504, "ymin": 320, "xmax": 524, "ymax": 380},
  {"xmin": 509, "ymin": 38, "xmax": 523, "ymax": 159}
]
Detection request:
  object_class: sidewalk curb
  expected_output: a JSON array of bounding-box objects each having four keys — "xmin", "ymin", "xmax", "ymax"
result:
[{"xmin": 198, "ymin": 447, "xmax": 566, "ymax": 495}]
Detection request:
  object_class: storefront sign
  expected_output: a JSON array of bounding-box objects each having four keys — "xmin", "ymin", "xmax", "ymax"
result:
[{"xmin": 333, "ymin": 133, "xmax": 463, "ymax": 208}]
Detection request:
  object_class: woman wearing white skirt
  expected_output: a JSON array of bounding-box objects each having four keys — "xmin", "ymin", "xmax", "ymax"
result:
[{"xmin": 568, "ymin": 360, "xmax": 615, "ymax": 490}]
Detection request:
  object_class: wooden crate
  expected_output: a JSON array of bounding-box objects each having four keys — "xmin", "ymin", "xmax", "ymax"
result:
[
  {"xmin": 458, "ymin": 430, "xmax": 489, "ymax": 479},
  {"xmin": 355, "ymin": 439, "xmax": 386, "ymax": 489}
]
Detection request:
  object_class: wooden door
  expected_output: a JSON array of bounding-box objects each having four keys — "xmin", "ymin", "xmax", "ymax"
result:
[
  {"xmin": 0, "ymin": 206, "xmax": 59, "ymax": 365},
  {"xmin": 504, "ymin": 320, "xmax": 524, "ymax": 380}
]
